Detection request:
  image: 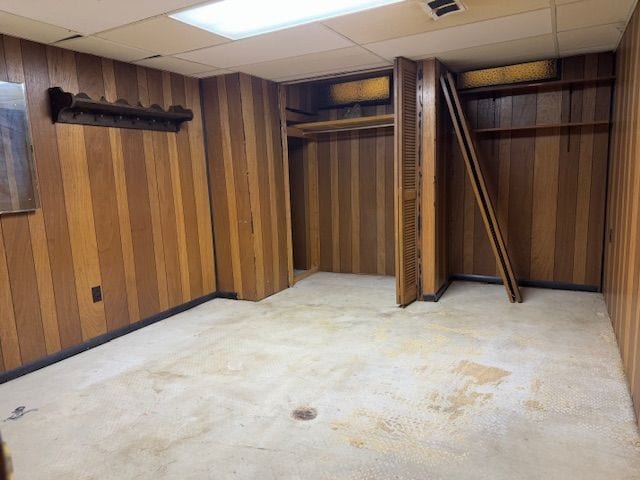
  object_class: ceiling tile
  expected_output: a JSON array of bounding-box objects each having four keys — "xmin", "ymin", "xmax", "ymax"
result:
[
  {"xmin": 556, "ymin": 0, "xmax": 634, "ymax": 31},
  {"xmin": 0, "ymin": 10, "xmax": 76, "ymax": 44},
  {"xmin": 98, "ymin": 16, "xmax": 229, "ymax": 56},
  {"xmin": 323, "ymin": 0, "xmax": 550, "ymax": 44},
  {"xmin": 437, "ymin": 34, "xmax": 557, "ymax": 72},
  {"xmin": 365, "ymin": 8, "xmax": 552, "ymax": 61},
  {"xmin": 177, "ymin": 24, "xmax": 354, "ymax": 69},
  {"xmin": 54, "ymin": 36, "xmax": 153, "ymax": 62},
  {"xmin": 557, "ymin": 24, "xmax": 623, "ymax": 55},
  {"xmin": 134, "ymin": 56, "xmax": 213, "ymax": 75},
  {"xmin": 235, "ymin": 46, "xmax": 390, "ymax": 82},
  {"xmin": 191, "ymin": 69, "xmax": 232, "ymax": 79},
  {"xmin": 0, "ymin": 0, "xmax": 206, "ymax": 35}
]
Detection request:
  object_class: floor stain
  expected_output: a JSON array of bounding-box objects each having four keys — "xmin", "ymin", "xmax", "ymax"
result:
[
  {"xmin": 525, "ymin": 400, "xmax": 544, "ymax": 411},
  {"xmin": 453, "ymin": 361, "xmax": 511, "ymax": 385},
  {"xmin": 349, "ymin": 438, "xmax": 365, "ymax": 448},
  {"xmin": 292, "ymin": 407, "xmax": 317, "ymax": 421}
]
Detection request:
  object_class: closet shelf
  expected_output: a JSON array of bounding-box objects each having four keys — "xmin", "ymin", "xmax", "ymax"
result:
[
  {"xmin": 293, "ymin": 114, "xmax": 395, "ymax": 135},
  {"xmin": 474, "ymin": 120, "xmax": 610, "ymax": 133},
  {"xmin": 460, "ymin": 76, "xmax": 615, "ymax": 97}
]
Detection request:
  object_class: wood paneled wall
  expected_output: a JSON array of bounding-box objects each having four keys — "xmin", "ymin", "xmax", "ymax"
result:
[
  {"xmin": 288, "ymin": 138, "xmax": 317, "ymax": 271},
  {"xmin": 201, "ymin": 73, "xmax": 289, "ymax": 301},
  {"xmin": 288, "ymin": 105, "xmax": 395, "ymax": 276},
  {"xmin": 0, "ymin": 35, "xmax": 215, "ymax": 373},
  {"xmin": 448, "ymin": 53, "xmax": 613, "ymax": 289},
  {"xmin": 419, "ymin": 59, "xmax": 449, "ymax": 299},
  {"xmin": 605, "ymin": 5, "xmax": 640, "ymax": 425}
]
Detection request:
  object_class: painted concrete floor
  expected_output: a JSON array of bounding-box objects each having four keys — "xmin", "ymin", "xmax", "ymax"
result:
[{"xmin": 1, "ymin": 273, "xmax": 639, "ymax": 479}]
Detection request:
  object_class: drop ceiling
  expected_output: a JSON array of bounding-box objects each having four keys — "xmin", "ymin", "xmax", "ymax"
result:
[{"xmin": 0, "ymin": 0, "xmax": 634, "ymax": 81}]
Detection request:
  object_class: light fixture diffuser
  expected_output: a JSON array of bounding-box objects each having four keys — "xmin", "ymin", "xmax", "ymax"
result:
[{"xmin": 170, "ymin": 0, "xmax": 404, "ymax": 40}]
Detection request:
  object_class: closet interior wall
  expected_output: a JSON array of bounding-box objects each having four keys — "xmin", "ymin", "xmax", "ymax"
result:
[
  {"xmin": 286, "ymin": 81, "xmax": 395, "ymax": 276},
  {"xmin": 447, "ymin": 52, "xmax": 614, "ymax": 290}
]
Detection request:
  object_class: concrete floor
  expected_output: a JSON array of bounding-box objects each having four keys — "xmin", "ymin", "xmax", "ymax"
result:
[{"xmin": 1, "ymin": 273, "xmax": 639, "ymax": 479}]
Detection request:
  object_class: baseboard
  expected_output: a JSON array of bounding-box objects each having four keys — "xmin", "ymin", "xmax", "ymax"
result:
[
  {"xmin": 215, "ymin": 291, "xmax": 238, "ymax": 300},
  {"xmin": 449, "ymin": 274, "xmax": 599, "ymax": 293},
  {"xmin": 422, "ymin": 280, "xmax": 452, "ymax": 302},
  {"xmin": 0, "ymin": 292, "xmax": 221, "ymax": 384}
]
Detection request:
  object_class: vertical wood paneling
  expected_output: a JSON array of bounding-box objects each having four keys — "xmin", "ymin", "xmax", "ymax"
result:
[
  {"xmin": 0, "ymin": 221, "xmax": 20, "ymax": 369},
  {"xmin": 185, "ymin": 77, "xmax": 216, "ymax": 294},
  {"xmin": 115, "ymin": 62, "xmax": 160, "ymax": 317},
  {"xmin": 1, "ymin": 214, "xmax": 46, "ymax": 362},
  {"xmin": 147, "ymin": 69, "xmax": 183, "ymax": 308},
  {"xmin": 21, "ymin": 40, "xmax": 82, "ymax": 350},
  {"xmin": 290, "ymin": 126, "xmax": 395, "ymax": 277},
  {"xmin": 376, "ymin": 110, "xmax": 386, "ymax": 274},
  {"xmin": 162, "ymin": 71, "xmax": 190, "ymax": 305},
  {"xmin": 449, "ymin": 53, "xmax": 613, "ymax": 290},
  {"xmin": 76, "ymin": 53, "xmax": 129, "ymax": 332},
  {"xmin": 307, "ymin": 140, "xmax": 320, "ymax": 271},
  {"xmin": 136, "ymin": 67, "xmax": 168, "ymax": 313},
  {"xmin": 350, "ymin": 132, "xmax": 360, "ymax": 273},
  {"xmin": 6, "ymin": 37, "xmax": 60, "ymax": 355},
  {"xmin": 419, "ymin": 59, "xmax": 449, "ymax": 297},
  {"xmin": 171, "ymin": 73, "xmax": 203, "ymax": 299},
  {"xmin": 359, "ymin": 131, "xmax": 377, "ymax": 274},
  {"xmin": 262, "ymin": 79, "xmax": 281, "ymax": 291},
  {"xmin": 0, "ymin": 35, "xmax": 215, "ymax": 374},
  {"xmin": 201, "ymin": 73, "xmax": 289, "ymax": 301},
  {"xmin": 605, "ymin": 4, "xmax": 640, "ymax": 426},
  {"xmin": 530, "ymin": 90, "xmax": 561, "ymax": 280},
  {"xmin": 47, "ymin": 46, "xmax": 107, "ymax": 341},
  {"xmin": 318, "ymin": 138, "xmax": 333, "ymax": 272},
  {"xmin": 102, "ymin": 59, "xmax": 141, "ymax": 323}
]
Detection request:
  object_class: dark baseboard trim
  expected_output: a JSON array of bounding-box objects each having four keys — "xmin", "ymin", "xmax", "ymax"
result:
[
  {"xmin": 0, "ymin": 291, "xmax": 221, "ymax": 385},
  {"xmin": 215, "ymin": 291, "xmax": 238, "ymax": 300},
  {"xmin": 449, "ymin": 274, "xmax": 599, "ymax": 293},
  {"xmin": 422, "ymin": 280, "xmax": 452, "ymax": 302}
]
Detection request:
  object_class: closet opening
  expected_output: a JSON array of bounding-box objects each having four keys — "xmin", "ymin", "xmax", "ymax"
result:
[{"xmin": 282, "ymin": 70, "xmax": 397, "ymax": 300}]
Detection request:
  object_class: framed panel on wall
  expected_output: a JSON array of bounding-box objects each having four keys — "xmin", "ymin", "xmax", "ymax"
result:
[{"xmin": 0, "ymin": 80, "xmax": 37, "ymax": 215}]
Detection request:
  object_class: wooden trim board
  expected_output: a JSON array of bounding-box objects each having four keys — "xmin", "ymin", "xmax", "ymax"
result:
[{"xmin": 441, "ymin": 72, "xmax": 522, "ymax": 303}]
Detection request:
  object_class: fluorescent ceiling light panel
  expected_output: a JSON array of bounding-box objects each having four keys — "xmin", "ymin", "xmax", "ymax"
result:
[{"xmin": 170, "ymin": 0, "xmax": 404, "ymax": 39}]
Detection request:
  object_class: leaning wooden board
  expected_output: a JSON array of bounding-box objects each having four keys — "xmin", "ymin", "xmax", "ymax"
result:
[{"xmin": 441, "ymin": 72, "xmax": 522, "ymax": 303}]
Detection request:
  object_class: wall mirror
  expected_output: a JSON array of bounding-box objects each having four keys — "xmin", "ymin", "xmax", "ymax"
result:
[{"xmin": 0, "ymin": 80, "xmax": 37, "ymax": 214}]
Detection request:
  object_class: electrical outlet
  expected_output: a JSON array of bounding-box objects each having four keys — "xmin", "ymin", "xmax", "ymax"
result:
[{"xmin": 91, "ymin": 286, "xmax": 102, "ymax": 303}]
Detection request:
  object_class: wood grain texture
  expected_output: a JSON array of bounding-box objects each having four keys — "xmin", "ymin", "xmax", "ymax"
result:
[
  {"xmin": 395, "ymin": 57, "xmax": 419, "ymax": 305},
  {"xmin": 419, "ymin": 59, "xmax": 449, "ymax": 297},
  {"xmin": 448, "ymin": 53, "xmax": 613, "ymax": 290},
  {"xmin": 48, "ymin": 46, "xmax": 107, "ymax": 341},
  {"xmin": 201, "ymin": 73, "xmax": 289, "ymax": 300},
  {"xmin": 289, "ymin": 109, "xmax": 394, "ymax": 276},
  {"xmin": 0, "ymin": 35, "xmax": 214, "ymax": 374},
  {"xmin": 604, "ymin": 4, "xmax": 640, "ymax": 427}
]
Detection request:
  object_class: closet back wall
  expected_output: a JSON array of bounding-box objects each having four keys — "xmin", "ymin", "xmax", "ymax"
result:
[
  {"xmin": 0, "ymin": 34, "xmax": 215, "ymax": 374},
  {"xmin": 448, "ymin": 52, "xmax": 614, "ymax": 290},
  {"xmin": 288, "ymin": 104, "xmax": 395, "ymax": 276}
]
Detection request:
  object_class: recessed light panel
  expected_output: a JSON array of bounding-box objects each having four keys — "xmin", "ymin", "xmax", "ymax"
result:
[{"xmin": 170, "ymin": 0, "xmax": 404, "ymax": 40}]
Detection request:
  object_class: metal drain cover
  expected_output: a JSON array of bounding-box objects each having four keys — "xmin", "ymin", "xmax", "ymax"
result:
[{"xmin": 292, "ymin": 407, "xmax": 317, "ymax": 421}]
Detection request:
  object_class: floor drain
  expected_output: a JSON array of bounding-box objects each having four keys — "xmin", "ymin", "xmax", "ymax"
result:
[{"xmin": 292, "ymin": 407, "xmax": 317, "ymax": 421}]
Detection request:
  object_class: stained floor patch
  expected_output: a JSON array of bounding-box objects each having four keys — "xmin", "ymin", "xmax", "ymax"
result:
[{"xmin": 292, "ymin": 407, "xmax": 317, "ymax": 421}]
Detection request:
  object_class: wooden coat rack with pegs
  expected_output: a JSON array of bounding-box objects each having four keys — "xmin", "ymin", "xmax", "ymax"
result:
[{"xmin": 48, "ymin": 87, "xmax": 193, "ymax": 132}]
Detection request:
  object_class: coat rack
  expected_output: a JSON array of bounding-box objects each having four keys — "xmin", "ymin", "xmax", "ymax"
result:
[{"xmin": 48, "ymin": 87, "xmax": 193, "ymax": 132}]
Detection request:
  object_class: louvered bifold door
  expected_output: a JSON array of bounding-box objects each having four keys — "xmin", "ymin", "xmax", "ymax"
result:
[{"xmin": 394, "ymin": 57, "xmax": 419, "ymax": 306}]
